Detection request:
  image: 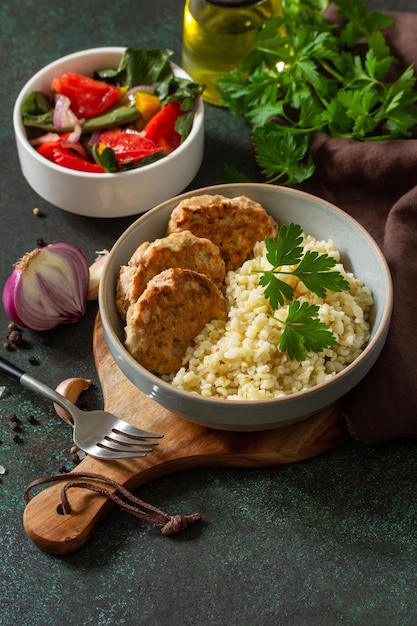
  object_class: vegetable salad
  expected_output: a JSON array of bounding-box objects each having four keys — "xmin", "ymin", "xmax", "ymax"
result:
[{"xmin": 21, "ymin": 48, "xmax": 204, "ymax": 174}]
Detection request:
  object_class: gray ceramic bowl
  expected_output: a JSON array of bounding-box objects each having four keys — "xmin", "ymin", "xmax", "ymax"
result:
[{"xmin": 99, "ymin": 183, "xmax": 393, "ymax": 431}]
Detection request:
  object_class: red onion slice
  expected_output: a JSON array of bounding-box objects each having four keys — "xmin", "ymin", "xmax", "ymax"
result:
[
  {"xmin": 121, "ymin": 85, "xmax": 155, "ymax": 105},
  {"xmin": 53, "ymin": 94, "xmax": 82, "ymax": 142},
  {"xmin": 29, "ymin": 132, "xmax": 61, "ymax": 146},
  {"xmin": 60, "ymin": 140, "xmax": 88, "ymax": 158},
  {"xmin": 126, "ymin": 85, "xmax": 155, "ymax": 96}
]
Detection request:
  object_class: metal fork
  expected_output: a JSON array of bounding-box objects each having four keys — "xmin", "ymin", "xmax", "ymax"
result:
[{"xmin": 0, "ymin": 356, "xmax": 163, "ymax": 460}]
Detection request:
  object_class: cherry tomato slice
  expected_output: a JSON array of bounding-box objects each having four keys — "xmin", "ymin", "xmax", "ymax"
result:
[
  {"xmin": 51, "ymin": 72, "xmax": 121, "ymax": 119},
  {"xmin": 99, "ymin": 130, "xmax": 160, "ymax": 165},
  {"xmin": 144, "ymin": 101, "xmax": 184, "ymax": 154}
]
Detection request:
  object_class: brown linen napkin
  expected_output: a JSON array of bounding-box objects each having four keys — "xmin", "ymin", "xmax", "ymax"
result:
[{"xmin": 300, "ymin": 9, "xmax": 417, "ymax": 443}]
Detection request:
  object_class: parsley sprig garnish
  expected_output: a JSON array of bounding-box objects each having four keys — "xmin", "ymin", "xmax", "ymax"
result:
[
  {"xmin": 218, "ymin": 0, "xmax": 417, "ymax": 185},
  {"xmin": 255, "ymin": 223, "xmax": 350, "ymax": 361},
  {"xmin": 257, "ymin": 223, "xmax": 350, "ymax": 308},
  {"xmin": 274, "ymin": 301, "xmax": 337, "ymax": 362}
]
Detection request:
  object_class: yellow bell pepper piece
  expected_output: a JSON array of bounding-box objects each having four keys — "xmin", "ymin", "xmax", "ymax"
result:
[
  {"xmin": 134, "ymin": 92, "xmax": 161, "ymax": 127},
  {"xmin": 95, "ymin": 142, "xmax": 106, "ymax": 155}
]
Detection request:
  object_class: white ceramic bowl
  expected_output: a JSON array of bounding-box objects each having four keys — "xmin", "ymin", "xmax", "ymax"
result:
[
  {"xmin": 99, "ymin": 183, "xmax": 393, "ymax": 431},
  {"xmin": 13, "ymin": 47, "xmax": 204, "ymax": 218}
]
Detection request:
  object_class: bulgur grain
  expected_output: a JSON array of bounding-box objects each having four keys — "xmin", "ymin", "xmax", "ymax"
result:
[{"xmin": 168, "ymin": 235, "xmax": 373, "ymax": 399}]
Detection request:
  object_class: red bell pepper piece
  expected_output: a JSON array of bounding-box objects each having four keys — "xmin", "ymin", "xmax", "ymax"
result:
[
  {"xmin": 50, "ymin": 72, "xmax": 121, "ymax": 119},
  {"xmin": 35, "ymin": 133, "xmax": 72, "ymax": 160},
  {"xmin": 144, "ymin": 101, "xmax": 184, "ymax": 154},
  {"xmin": 51, "ymin": 145, "xmax": 106, "ymax": 173},
  {"xmin": 36, "ymin": 140, "xmax": 63, "ymax": 161}
]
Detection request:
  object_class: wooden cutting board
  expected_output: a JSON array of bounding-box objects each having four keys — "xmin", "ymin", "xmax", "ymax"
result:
[{"xmin": 23, "ymin": 314, "xmax": 349, "ymax": 554}]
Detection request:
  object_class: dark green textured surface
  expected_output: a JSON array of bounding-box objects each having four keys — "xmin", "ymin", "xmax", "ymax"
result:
[{"xmin": 1, "ymin": 1, "xmax": 417, "ymax": 624}]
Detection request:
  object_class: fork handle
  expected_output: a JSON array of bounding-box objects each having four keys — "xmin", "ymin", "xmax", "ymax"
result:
[
  {"xmin": 0, "ymin": 355, "xmax": 75, "ymax": 417},
  {"xmin": 0, "ymin": 355, "xmax": 26, "ymax": 381}
]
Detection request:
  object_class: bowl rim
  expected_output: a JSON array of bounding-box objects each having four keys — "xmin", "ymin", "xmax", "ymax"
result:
[
  {"xmin": 13, "ymin": 46, "xmax": 204, "ymax": 180},
  {"xmin": 99, "ymin": 182, "xmax": 394, "ymax": 409}
]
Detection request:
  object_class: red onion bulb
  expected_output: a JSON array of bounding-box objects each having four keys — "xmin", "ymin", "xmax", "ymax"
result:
[{"xmin": 2, "ymin": 242, "xmax": 89, "ymax": 331}]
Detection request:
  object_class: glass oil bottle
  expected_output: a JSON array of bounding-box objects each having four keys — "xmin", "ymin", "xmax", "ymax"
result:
[{"xmin": 182, "ymin": 0, "xmax": 282, "ymax": 106}]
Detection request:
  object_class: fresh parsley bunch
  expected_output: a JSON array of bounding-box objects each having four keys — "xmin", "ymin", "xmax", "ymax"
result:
[
  {"xmin": 255, "ymin": 223, "xmax": 350, "ymax": 361},
  {"xmin": 218, "ymin": 0, "xmax": 417, "ymax": 186}
]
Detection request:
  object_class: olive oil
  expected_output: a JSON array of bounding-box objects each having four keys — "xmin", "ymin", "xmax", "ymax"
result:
[{"xmin": 182, "ymin": 0, "xmax": 281, "ymax": 106}]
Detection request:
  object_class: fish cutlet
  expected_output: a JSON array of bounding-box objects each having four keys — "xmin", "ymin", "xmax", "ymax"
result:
[
  {"xmin": 124, "ymin": 267, "xmax": 228, "ymax": 375},
  {"xmin": 166, "ymin": 194, "xmax": 278, "ymax": 272},
  {"xmin": 116, "ymin": 230, "xmax": 226, "ymax": 319}
]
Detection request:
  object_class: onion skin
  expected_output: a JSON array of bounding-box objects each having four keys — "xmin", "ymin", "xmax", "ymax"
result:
[
  {"xmin": 2, "ymin": 242, "xmax": 89, "ymax": 331},
  {"xmin": 2, "ymin": 273, "xmax": 25, "ymax": 327}
]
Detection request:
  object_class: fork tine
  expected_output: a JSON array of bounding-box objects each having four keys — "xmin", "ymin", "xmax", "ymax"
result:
[
  {"xmin": 112, "ymin": 421, "xmax": 164, "ymax": 439},
  {"xmin": 108, "ymin": 432, "xmax": 160, "ymax": 446},
  {"xmin": 92, "ymin": 445, "xmax": 150, "ymax": 459},
  {"xmin": 98, "ymin": 441, "xmax": 154, "ymax": 453}
]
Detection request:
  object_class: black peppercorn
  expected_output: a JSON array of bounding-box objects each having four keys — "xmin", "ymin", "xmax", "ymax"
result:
[{"xmin": 8, "ymin": 329, "xmax": 23, "ymax": 345}]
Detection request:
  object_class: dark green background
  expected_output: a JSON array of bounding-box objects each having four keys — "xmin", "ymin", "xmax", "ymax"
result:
[{"xmin": 1, "ymin": 2, "xmax": 416, "ymax": 624}]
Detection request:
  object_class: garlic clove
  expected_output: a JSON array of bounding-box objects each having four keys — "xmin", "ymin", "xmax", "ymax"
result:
[
  {"xmin": 87, "ymin": 250, "xmax": 109, "ymax": 301},
  {"xmin": 54, "ymin": 377, "xmax": 93, "ymax": 425}
]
